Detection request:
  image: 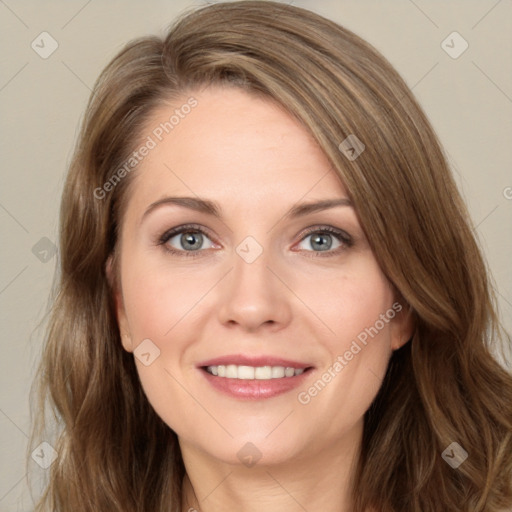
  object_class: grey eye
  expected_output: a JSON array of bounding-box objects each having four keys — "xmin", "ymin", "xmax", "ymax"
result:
[
  {"xmin": 167, "ymin": 231, "xmax": 213, "ymax": 251},
  {"xmin": 298, "ymin": 232, "xmax": 342, "ymax": 252},
  {"xmin": 310, "ymin": 233, "xmax": 333, "ymax": 251}
]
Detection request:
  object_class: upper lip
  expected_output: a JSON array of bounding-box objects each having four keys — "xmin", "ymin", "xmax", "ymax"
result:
[{"xmin": 198, "ymin": 354, "xmax": 313, "ymax": 369}]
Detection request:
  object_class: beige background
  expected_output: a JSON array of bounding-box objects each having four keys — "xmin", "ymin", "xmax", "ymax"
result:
[{"xmin": 0, "ymin": 1, "xmax": 511, "ymax": 510}]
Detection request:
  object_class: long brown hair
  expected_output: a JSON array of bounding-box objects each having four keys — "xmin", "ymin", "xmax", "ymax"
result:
[{"xmin": 30, "ymin": 2, "xmax": 512, "ymax": 511}]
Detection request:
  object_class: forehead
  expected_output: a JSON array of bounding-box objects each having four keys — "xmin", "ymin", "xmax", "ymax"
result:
[{"xmin": 125, "ymin": 86, "xmax": 348, "ymax": 217}]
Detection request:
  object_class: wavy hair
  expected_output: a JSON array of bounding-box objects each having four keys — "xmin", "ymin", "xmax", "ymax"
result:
[{"xmin": 30, "ymin": 1, "xmax": 512, "ymax": 511}]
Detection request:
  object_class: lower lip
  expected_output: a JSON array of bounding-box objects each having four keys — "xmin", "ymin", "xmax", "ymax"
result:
[{"xmin": 200, "ymin": 368, "xmax": 313, "ymax": 400}]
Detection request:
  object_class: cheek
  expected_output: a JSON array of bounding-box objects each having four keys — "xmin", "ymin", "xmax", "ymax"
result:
[
  {"xmin": 120, "ymin": 250, "xmax": 211, "ymax": 342},
  {"xmin": 297, "ymin": 259, "xmax": 397, "ymax": 416},
  {"xmin": 307, "ymin": 257, "xmax": 396, "ymax": 347},
  {"xmin": 119, "ymin": 255, "xmax": 205, "ymax": 428}
]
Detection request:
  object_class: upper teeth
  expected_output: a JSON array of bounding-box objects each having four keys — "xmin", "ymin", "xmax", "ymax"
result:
[{"xmin": 206, "ymin": 365, "xmax": 305, "ymax": 379}]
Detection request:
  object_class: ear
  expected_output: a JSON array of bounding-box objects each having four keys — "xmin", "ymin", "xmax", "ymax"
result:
[
  {"xmin": 390, "ymin": 301, "xmax": 414, "ymax": 351},
  {"xmin": 106, "ymin": 255, "xmax": 134, "ymax": 353}
]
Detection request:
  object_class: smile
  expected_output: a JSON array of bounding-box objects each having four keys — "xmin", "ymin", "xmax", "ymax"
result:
[
  {"xmin": 206, "ymin": 364, "xmax": 305, "ymax": 379},
  {"xmin": 200, "ymin": 363, "xmax": 314, "ymax": 400}
]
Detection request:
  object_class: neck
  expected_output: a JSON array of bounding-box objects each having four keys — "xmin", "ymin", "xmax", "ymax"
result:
[{"xmin": 180, "ymin": 422, "xmax": 363, "ymax": 512}]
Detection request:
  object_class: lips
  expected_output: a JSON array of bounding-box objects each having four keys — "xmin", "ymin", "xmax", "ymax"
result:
[{"xmin": 197, "ymin": 354, "xmax": 315, "ymax": 400}]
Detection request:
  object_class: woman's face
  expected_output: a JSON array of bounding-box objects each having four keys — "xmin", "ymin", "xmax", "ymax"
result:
[{"xmin": 113, "ymin": 86, "xmax": 411, "ymax": 466}]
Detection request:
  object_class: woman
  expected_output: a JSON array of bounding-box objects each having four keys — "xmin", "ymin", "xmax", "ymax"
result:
[{"xmin": 31, "ymin": 1, "xmax": 512, "ymax": 511}]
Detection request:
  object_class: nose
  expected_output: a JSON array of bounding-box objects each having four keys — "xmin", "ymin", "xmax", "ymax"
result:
[{"xmin": 216, "ymin": 247, "xmax": 293, "ymax": 332}]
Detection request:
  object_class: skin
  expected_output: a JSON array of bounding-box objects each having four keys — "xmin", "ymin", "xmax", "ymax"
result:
[{"xmin": 111, "ymin": 86, "xmax": 413, "ymax": 512}]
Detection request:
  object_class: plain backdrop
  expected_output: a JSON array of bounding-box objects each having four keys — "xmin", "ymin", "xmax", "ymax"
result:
[{"xmin": 0, "ymin": 1, "xmax": 511, "ymax": 510}]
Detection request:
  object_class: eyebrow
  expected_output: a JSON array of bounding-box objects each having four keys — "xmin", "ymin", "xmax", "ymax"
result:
[{"xmin": 142, "ymin": 196, "xmax": 352, "ymax": 222}]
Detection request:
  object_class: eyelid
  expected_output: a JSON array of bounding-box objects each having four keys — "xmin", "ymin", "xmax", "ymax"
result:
[
  {"xmin": 298, "ymin": 225, "xmax": 352, "ymax": 241},
  {"xmin": 292, "ymin": 225, "xmax": 353, "ymax": 255},
  {"xmin": 158, "ymin": 223, "xmax": 216, "ymax": 245}
]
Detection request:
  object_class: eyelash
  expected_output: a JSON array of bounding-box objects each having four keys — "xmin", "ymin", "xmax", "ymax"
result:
[
  {"xmin": 157, "ymin": 223, "xmax": 353, "ymax": 258},
  {"xmin": 298, "ymin": 225, "xmax": 353, "ymax": 257},
  {"xmin": 158, "ymin": 224, "xmax": 216, "ymax": 259}
]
